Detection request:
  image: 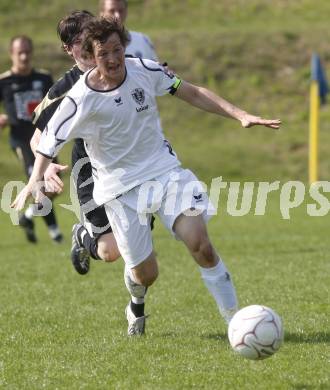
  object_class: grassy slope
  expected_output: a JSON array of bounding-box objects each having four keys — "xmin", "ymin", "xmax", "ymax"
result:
[
  {"xmin": 0, "ymin": 1, "xmax": 329, "ymax": 389},
  {"xmin": 1, "ymin": 1, "xmax": 330, "ymax": 181}
]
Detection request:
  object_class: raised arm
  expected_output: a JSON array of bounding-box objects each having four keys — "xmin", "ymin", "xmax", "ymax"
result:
[{"xmin": 175, "ymin": 81, "xmax": 281, "ymax": 129}]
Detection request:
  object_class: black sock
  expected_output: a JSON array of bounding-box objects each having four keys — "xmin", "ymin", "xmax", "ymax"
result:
[
  {"xmin": 42, "ymin": 207, "xmax": 57, "ymax": 227},
  {"xmin": 130, "ymin": 301, "xmax": 145, "ymax": 317},
  {"xmin": 77, "ymin": 225, "xmax": 101, "ymax": 260}
]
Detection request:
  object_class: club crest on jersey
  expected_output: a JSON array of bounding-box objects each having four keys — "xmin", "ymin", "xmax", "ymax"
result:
[
  {"xmin": 132, "ymin": 88, "xmax": 149, "ymax": 113},
  {"xmin": 131, "ymin": 88, "xmax": 145, "ymax": 105}
]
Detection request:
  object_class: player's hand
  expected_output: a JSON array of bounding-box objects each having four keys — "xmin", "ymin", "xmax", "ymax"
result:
[
  {"xmin": 0, "ymin": 114, "xmax": 8, "ymax": 128},
  {"xmin": 240, "ymin": 114, "xmax": 281, "ymax": 130},
  {"xmin": 11, "ymin": 183, "xmax": 49, "ymax": 211},
  {"xmin": 44, "ymin": 163, "xmax": 69, "ymax": 193},
  {"xmin": 10, "ymin": 184, "xmax": 34, "ymax": 211}
]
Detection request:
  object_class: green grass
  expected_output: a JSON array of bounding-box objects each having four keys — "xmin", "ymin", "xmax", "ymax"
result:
[
  {"xmin": 0, "ymin": 1, "xmax": 329, "ymax": 388},
  {"xmin": 0, "ymin": 187, "xmax": 329, "ymax": 389},
  {"xmin": 2, "ymin": 1, "xmax": 330, "ymax": 181}
]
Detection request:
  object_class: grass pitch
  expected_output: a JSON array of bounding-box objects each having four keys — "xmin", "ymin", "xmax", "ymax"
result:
[
  {"xmin": 0, "ymin": 1, "xmax": 329, "ymax": 388},
  {"xmin": 0, "ymin": 182, "xmax": 329, "ymax": 389}
]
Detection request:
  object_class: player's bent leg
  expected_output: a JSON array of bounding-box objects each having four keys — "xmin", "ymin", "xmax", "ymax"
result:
[
  {"xmin": 173, "ymin": 213, "xmax": 217, "ymax": 267},
  {"xmin": 130, "ymin": 252, "xmax": 158, "ymax": 287},
  {"xmin": 174, "ymin": 213, "xmax": 238, "ymax": 325},
  {"xmin": 97, "ymin": 232, "xmax": 121, "ymax": 262},
  {"xmin": 104, "ymin": 200, "xmax": 156, "ymax": 335}
]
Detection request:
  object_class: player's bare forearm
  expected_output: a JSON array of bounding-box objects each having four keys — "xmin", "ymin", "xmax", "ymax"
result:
[
  {"xmin": 29, "ymin": 153, "xmax": 52, "ymax": 184},
  {"xmin": 30, "ymin": 128, "xmax": 42, "ymax": 156},
  {"xmin": 175, "ymin": 81, "xmax": 245, "ymax": 119},
  {"xmin": 175, "ymin": 81, "xmax": 281, "ymax": 130}
]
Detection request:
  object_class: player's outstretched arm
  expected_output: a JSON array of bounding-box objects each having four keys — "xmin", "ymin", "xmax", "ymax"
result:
[
  {"xmin": 11, "ymin": 153, "xmax": 52, "ymax": 211},
  {"xmin": 175, "ymin": 81, "xmax": 281, "ymax": 130}
]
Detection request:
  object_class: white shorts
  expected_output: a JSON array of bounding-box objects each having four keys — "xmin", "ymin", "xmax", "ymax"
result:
[{"xmin": 104, "ymin": 167, "xmax": 214, "ymax": 268}]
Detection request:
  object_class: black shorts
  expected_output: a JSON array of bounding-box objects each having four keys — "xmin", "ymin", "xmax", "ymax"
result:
[{"xmin": 72, "ymin": 139, "xmax": 113, "ymax": 238}]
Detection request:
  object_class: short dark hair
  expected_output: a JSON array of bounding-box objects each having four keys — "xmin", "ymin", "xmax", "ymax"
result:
[
  {"xmin": 81, "ymin": 17, "xmax": 129, "ymax": 58},
  {"xmin": 57, "ymin": 10, "xmax": 94, "ymax": 47},
  {"xmin": 99, "ymin": 0, "xmax": 128, "ymax": 12},
  {"xmin": 10, "ymin": 35, "xmax": 33, "ymax": 52}
]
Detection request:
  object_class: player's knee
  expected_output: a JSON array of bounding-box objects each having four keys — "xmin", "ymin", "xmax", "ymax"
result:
[
  {"xmin": 133, "ymin": 258, "xmax": 158, "ymax": 287},
  {"xmin": 98, "ymin": 247, "xmax": 120, "ymax": 262},
  {"xmin": 135, "ymin": 267, "xmax": 158, "ymax": 287},
  {"xmin": 97, "ymin": 234, "xmax": 121, "ymax": 262},
  {"xmin": 193, "ymin": 237, "xmax": 216, "ymax": 265}
]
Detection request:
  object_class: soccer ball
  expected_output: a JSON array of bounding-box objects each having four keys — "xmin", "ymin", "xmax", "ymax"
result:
[{"xmin": 228, "ymin": 305, "xmax": 284, "ymax": 360}]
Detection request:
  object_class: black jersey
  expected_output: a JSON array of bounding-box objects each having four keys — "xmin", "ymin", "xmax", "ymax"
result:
[
  {"xmin": 33, "ymin": 65, "xmax": 83, "ymax": 132},
  {"xmin": 0, "ymin": 69, "xmax": 53, "ymax": 143}
]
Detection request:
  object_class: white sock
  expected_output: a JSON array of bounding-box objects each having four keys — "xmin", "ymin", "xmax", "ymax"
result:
[
  {"xmin": 24, "ymin": 205, "xmax": 34, "ymax": 220},
  {"xmin": 124, "ymin": 266, "xmax": 146, "ymax": 303},
  {"xmin": 48, "ymin": 225, "xmax": 61, "ymax": 239},
  {"xmin": 200, "ymin": 259, "xmax": 238, "ymax": 324}
]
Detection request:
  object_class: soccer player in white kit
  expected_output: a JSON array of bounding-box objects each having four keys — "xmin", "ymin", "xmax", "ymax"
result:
[
  {"xmin": 12, "ymin": 18, "xmax": 281, "ymax": 336},
  {"xmin": 31, "ymin": 5, "xmax": 160, "ymax": 278}
]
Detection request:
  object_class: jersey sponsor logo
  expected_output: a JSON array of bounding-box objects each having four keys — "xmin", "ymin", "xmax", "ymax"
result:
[
  {"xmin": 193, "ymin": 194, "xmax": 203, "ymax": 203},
  {"xmin": 132, "ymin": 88, "xmax": 149, "ymax": 113},
  {"xmin": 136, "ymin": 105, "xmax": 149, "ymax": 113},
  {"xmin": 32, "ymin": 80, "xmax": 43, "ymax": 90},
  {"xmin": 14, "ymin": 90, "xmax": 43, "ymax": 120}
]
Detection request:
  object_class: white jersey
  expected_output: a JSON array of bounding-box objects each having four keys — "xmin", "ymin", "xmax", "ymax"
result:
[
  {"xmin": 37, "ymin": 58, "xmax": 182, "ymax": 205},
  {"xmin": 126, "ymin": 31, "xmax": 158, "ymax": 62}
]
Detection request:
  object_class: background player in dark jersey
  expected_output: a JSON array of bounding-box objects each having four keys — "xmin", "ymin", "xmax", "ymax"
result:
[{"xmin": 0, "ymin": 35, "xmax": 63, "ymax": 243}]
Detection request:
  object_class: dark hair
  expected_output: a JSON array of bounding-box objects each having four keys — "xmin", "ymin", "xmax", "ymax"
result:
[
  {"xmin": 81, "ymin": 17, "xmax": 129, "ymax": 58},
  {"xmin": 99, "ymin": 0, "xmax": 128, "ymax": 12},
  {"xmin": 10, "ymin": 35, "xmax": 33, "ymax": 52},
  {"xmin": 57, "ymin": 10, "xmax": 94, "ymax": 47}
]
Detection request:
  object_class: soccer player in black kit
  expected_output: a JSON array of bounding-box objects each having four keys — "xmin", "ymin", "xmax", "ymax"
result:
[
  {"xmin": 0, "ymin": 35, "xmax": 63, "ymax": 243},
  {"xmin": 32, "ymin": 11, "xmax": 119, "ymax": 274}
]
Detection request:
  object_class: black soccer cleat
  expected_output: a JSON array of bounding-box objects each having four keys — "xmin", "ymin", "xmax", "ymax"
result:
[
  {"xmin": 71, "ymin": 223, "xmax": 90, "ymax": 275},
  {"xmin": 18, "ymin": 215, "xmax": 37, "ymax": 243}
]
